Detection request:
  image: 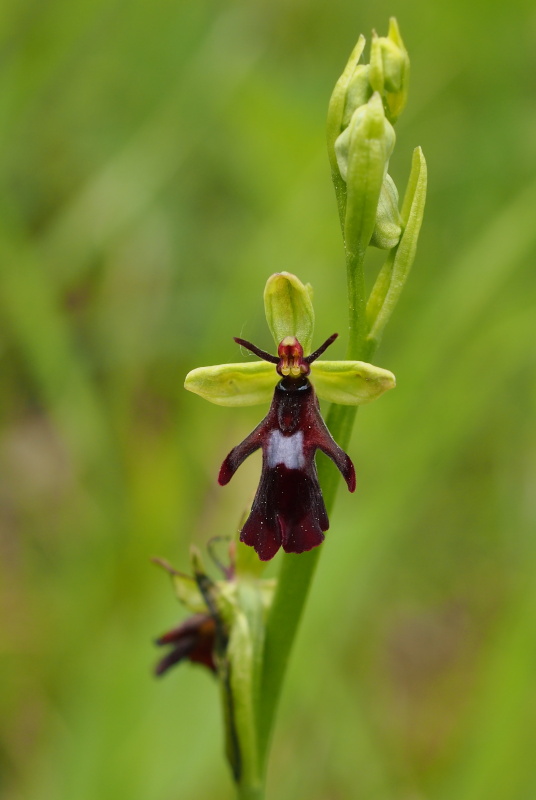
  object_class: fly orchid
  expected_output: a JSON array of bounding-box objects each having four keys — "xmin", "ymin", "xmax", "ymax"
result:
[
  {"xmin": 185, "ymin": 272, "xmax": 396, "ymax": 560},
  {"xmin": 218, "ymin": 332, "xmax": 355, "ymax": 560}
]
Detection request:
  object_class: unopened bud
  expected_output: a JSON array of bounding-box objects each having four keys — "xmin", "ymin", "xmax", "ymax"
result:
[
  {"xmin": 335, "ymin": 94, "xmax": 395, "ymax": 184},
  {"xmin": 342, "ymin": 64, "xmax": 373, "ymax": 127},
  {"xmin": 370, "ymin": 174, "xmax": 402, "ymax": 250},
  {"xmin": 334, "ymin": 93, "xmax": 395, "ymax": 261},
  {"xmin": 369, "ymin": 18, "xmax": 409, "ymax": 122}
]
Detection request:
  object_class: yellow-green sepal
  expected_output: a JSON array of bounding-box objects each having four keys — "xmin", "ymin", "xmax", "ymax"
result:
[
  {"xmin": 312, "ymin": 360, "xmax": 396, "ymax": 405},
  {"xmin": 153, "ymin": 557, "xmax": 209, "ymax": 613},
  {"xmin": 185, "ymin": 361, "xmax": 275, "ymax": 407},
  {"xmin": 190, "ymin": 546, "xmax": 238, "ymax": 627},
  {"xmin": 264, "ymin": 272, "xmax": 315, "ymax": 354},
  {"xmin": 172, "ymin": 573, "xmax": 207, "ymax": 613}
]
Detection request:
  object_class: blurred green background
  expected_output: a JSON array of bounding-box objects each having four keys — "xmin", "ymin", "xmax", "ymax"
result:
[{"xmin": 1, "ymin": 0, "xmax": 536, "ymax": 798}]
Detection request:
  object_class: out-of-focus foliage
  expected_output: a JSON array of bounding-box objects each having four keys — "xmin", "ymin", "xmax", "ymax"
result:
[{"xmin": 1, "ymin": 1, "xmax": 536, "ymax": 798}]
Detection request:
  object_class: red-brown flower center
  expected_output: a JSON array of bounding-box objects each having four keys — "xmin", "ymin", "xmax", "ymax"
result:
[{"xmin": 277, "ymin": 336, "xmax": 310, "ymax": 378}]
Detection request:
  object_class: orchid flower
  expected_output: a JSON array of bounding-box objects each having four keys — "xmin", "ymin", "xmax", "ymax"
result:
[{"xmin": 185, "ymin": 273, "xmax": 395, "ymax": 560}]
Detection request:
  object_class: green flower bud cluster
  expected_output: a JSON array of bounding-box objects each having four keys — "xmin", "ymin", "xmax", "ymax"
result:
[{"xmin": 326, "ymin": 18, "xmax": 426, "ymax": 354}]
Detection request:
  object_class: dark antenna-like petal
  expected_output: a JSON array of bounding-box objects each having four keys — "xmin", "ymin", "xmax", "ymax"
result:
[
  {"xmin": 305, "ymin": 332, "xmax": 338, "ymax": 364},
  {"xmin": 234, "ymin": 337, "xmax": 279, "ymax": 364}
]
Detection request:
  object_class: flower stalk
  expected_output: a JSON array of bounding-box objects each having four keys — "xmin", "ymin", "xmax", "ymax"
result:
[{"xmin": 256, "ymin": 17, "xmax": 426, "ymax": 778}]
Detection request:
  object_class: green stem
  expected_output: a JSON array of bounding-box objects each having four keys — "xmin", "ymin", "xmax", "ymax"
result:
[
  {"xmin": 257, "ymin": 246, "xmax": 371, "ymax": 771},
  {"xmin": 346, "ymin": 248, "xmax": 369, "ymax": 359},
  {"xmin": 236, "ymin": 782, "xmax": 264, "ymax": 800}
]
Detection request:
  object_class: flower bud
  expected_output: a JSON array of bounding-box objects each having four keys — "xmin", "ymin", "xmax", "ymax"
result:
[
  {"xmin": 369, "ymin": 18, "xmax": 409, "ymax": 122},
  {"xmin": 334, "ymin": 93, "xmax": 395, "ymax": 261},
  {"xmin": 326, "ymin": 35, "xmax": 366, "ymax": 163},
  {"xmin": 370, "ymin": 174, "xmax": 402, "ymax": 250},
  {"xmin": 341, "ymin": 64, "xmax": 373, "ymax": 128},
  {"xmin": 263, "ymin": 272, "xmax": 315, "ymax": 355},
  {"xmin": 335, "ymin": 94, "xmax": 395, "ymax": 184}
]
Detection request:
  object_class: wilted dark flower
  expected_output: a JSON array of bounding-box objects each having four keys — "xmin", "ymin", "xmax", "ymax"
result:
[
  {"xmin": 155, "ymin": 613, "xmax": 217, "ymax": 676},
  {"xmin": 219, "ymin": 335, "xmax": 356, "ymax": 561}
]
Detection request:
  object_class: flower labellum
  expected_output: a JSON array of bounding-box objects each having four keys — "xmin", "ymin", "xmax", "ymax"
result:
[
  {"xmin": 154, "ymin": 613, "xmax": 217, "ymax": 676},
  {"xmin": 219, "ymin": 334, "xmax": 356, "ymax": 561}
]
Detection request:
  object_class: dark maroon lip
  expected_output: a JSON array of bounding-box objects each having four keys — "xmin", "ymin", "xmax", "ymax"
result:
[
  {"xmin": 154, "ymin": 613, "xmax": 217, "ymax": 676},
  {"xmin": 277, "ymin": 377, "xmax": 310, "ymax": 392}
]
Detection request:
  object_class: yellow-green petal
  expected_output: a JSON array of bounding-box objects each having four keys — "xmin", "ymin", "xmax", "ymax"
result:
[
  {"xmin": 185, "ymin": 361, "xmax": 275, "ymax": 407},
  {"xmin": 264, "ymin": 272, "xmax": 315, "ymax": 354},
  {"xmin": 312, "ymin": 360, "xmax": 396, "ymax": 405}
]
